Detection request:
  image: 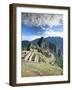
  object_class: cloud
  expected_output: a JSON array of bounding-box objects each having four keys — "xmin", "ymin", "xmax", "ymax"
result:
[
  {"xmin": 22, "ymin": 13, "xmax": 63, "ymax": 29},
  {"xmin": 22, "ymin": 29, "xmax": 63, "ymax": 41},
  {"xmin": 22, "ymin": 13, "xmax": 63, "ymax": 41},
  {"xmin": 44, "ymin": 29, "xmax": 63, "ymax": 37}
]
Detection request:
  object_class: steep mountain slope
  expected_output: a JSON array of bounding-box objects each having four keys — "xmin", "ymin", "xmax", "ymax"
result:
[
  {"xmin": 22, "ymin": 37, "xmax": 63, "ymax": 68},
  {"xmin": 22, "ymin": 37, "xmax": 63, "ymax": 57}
]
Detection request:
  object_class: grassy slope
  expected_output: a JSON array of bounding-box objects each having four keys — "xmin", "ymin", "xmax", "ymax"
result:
[
  {"xmin": 21, "ymin": 62, "xmax": 63, "ymax": 77},
  {"xmin": 21, "ymin": 51, "xmax": 63, "ymax": 77}
]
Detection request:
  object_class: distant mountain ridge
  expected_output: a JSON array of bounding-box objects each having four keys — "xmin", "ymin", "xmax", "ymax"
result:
[
  {"xmin": 22, "ymin": 40, "xmax": 30, "ymax": 49},
  {"xmin": 22, "ymin": 37, "xmax": 63, "ymax": 57},
  {"xmin": 22, "ymin": 36, "xmax": 62, "ymax": 48}
]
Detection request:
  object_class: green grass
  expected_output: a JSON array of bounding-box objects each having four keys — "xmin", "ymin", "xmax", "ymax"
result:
[{"xmin": 21, "ymin": 61, "xmax": 63, "ymax": 77}]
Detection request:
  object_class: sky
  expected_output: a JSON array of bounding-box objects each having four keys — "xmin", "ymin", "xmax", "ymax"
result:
[{"xmin": 21, "ymin": 13, "xmax": 63, "ymax": 41}]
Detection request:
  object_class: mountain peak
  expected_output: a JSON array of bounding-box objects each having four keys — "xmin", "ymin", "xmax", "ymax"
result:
[{"xmin": 37, "ymin": 36, "xmax": 48, "ymax": 49}]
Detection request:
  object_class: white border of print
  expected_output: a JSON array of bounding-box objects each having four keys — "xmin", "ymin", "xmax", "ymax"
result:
[{"xmin": 16, "ymin": 7, "xmax": 68, "ymax": 84}]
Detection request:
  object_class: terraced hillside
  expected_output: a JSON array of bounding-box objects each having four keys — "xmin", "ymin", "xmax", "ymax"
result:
[
  {"xmin": 21, "ymin": 37, "xmax": 63, "ymax": 77},
  {"xmin": 21, "ymin": 49, "xmax": 63, "ymax": 77}
]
